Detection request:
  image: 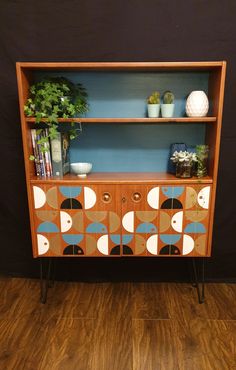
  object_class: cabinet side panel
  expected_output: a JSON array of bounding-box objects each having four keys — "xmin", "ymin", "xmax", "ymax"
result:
[
  {"xmin": 205, "ymin": 62, "xmax": 226, "ymax": 256},
  {"xmin": 16, "ymin": 64, "xmax": 38, "ymax": 257}
]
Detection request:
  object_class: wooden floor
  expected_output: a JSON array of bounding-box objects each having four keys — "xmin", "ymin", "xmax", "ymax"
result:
[{"xmin": 0, "ymin": 278, "xmax": 236, "ymax": 370}]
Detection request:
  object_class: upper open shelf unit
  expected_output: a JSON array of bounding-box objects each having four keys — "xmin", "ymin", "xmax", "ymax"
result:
[{"xmin": 17, "ymin": 61, "xmax": 226, "ymax": 121}]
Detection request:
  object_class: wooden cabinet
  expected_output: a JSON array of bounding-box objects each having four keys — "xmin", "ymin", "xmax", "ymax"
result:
[{"xmin": 16, "ymin": 61, "xmax": 226, "ymax": 261}]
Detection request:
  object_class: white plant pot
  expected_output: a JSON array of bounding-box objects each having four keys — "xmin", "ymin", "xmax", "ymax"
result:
[
  {"xmin": 161, "ymin": 104, "xmax": 175, "ymax": 118},
  {"xmin": 186, "ymin": 91, "xmax": 209, "ymax": 117},
  {"xmin": 147, "ymin": 104, "xmax": 160, "ymax": 118}
]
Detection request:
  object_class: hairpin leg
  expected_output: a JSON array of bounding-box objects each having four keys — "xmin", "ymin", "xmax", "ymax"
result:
[
  {"xmin": 191, "ymin": 257, "xmax": 205, "ymax": 304},
  {"xmin": 40, "ymin": 258, "xmax": 54, "ymax": 304}
]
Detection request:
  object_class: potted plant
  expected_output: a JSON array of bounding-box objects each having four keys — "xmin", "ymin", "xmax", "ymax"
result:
[
  {"xmin": 196, "ymin": 144, "xmax": 209, "ymax": 177},
  {"xmin": 147, "ymin": 91, "xmax": 160, "ymax": 118},
  {"xmin": 170, "ymin": 150, "xmax": 197, "ymax": 178},
  {"xmin": 161, "ymin": 91, "xmax": 175, "ymax": 118},
  {"xmin": 24, "ymin": 77, "xmax": 89, "ymax": 147}
]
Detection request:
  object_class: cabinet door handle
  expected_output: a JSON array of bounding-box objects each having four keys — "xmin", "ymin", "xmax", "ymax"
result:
[
  {"xmin": 122, "ymin": 197, "xmax": 126, "ymax": 203},
  {"xmin": 132, "ymin": 192, "xmax": 142, "ymax": 202},
  {"xmin": 102, "ymin": 192, "xmax": 111, "ymax": 203}
]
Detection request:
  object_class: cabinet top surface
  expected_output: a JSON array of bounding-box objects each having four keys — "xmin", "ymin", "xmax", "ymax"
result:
[
  {"xmin": 30, "ymin": 172, "xmax": 213, "ymax": 185},
  {"xmin": 16, "ymin": 61, "xmax": 226, "ymax": 71}
]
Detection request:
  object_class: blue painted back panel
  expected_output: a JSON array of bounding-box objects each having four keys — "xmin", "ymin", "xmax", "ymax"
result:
[
  {"xmin": 70, "ymin": 123, "xmax": 205, "ymax": 172},
  {"xmin": 36, "ymin": 71, "xmax": 209, "ymax": 118},
  {"xmin": 35, "ymin": 71, "xmax": 208, "ymax": 172}
]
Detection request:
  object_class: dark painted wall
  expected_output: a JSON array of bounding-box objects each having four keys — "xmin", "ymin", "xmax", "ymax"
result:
[{"xmin": 0, "ymin": 0, "xmax": 235, "ymax": 281}]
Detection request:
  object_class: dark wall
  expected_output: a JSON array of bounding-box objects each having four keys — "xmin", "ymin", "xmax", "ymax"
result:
[{"xmin": 0, "ymin": 0, "xmax": 235, "ymax": 281}]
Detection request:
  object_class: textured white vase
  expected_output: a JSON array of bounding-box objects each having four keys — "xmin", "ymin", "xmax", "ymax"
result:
[{"xmin": 186, "ymin": 91, "xmax": 209, "ymax": 117}]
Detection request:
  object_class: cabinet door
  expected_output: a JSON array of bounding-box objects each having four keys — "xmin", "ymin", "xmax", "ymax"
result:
[
  {"xmin": 32, "ymin": 184, "xmax": 121, "ymax": 257},
  {"xmin": 121, "ymin": 185, "xmax": 159, "ymax": 256},
  {"xmin": 32, "ymin": 184, "xmax": 61, "ymax": 257},
  {"xmin": 159, "ymin": 184, "xmax": 211, "ymax": 256},
  {"xmin": 121, "ymin": 184, "xmax": 211, "ymax": 257}
]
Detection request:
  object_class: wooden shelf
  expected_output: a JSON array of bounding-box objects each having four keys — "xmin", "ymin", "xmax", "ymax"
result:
[
  {"xmin": 26, "ymin": 117, "xmax": 217, "ymax": 124},
  {"xmin": 30, "ymin": 172, "xmax": 213, "ymax": 184}
]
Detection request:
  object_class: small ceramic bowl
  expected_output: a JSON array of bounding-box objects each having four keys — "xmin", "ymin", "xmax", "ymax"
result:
[{"xmin": 70, "ymin": 162, "xmax": 92, "ymax": 177}]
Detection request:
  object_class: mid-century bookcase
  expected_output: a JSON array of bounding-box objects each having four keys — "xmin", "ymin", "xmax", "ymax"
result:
[{"xmin": 16, "ymin": 61, "xmax": 226, "ymax": 303}]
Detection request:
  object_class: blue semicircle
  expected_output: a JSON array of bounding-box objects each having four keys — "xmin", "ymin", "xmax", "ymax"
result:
[
  {"xmin": 110, "ymin": 235, "xmax": 121, "ymax": 244},
  {"xmin": 184, "ymin": 222, "xmax": 206, "ymax": 233},
  {"xmin": 160, "ymin": 234, "xmax": 181, "ymax": 245},
  {"xmin": 59, "ymin": 186, "xmax": 82, "ymax": 198},
  {"xmin": 136, "ymin": 223, "xmax": 157, "ymax": 233},
  {"xmin": 122, "ymin": 235, "xmax": 133, "ymax": 244},
  {"xmin": 86, "ymin": 222, "xmax": 107, "ymax": 233},
  {"xmin": 161, "ymin": 186, "xmax": 184, "ymax": 198},
  {"xmin": 37, "ymin": 222, "xmax": 59, "ymax": 233},
  {"xmin": 62, "ymin": 234, "xmax": 83, "ymax": 244}
]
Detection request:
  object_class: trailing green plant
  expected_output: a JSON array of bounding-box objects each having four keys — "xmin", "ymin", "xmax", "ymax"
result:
[
  {"xmin": 24, "ymin": 77, "xmax": 89, "ymax": 150},
  {"xmin": 147, "ymin": 91, "xmax": 160, "ymax": 104},
  {"xmin": 163, "ymin": 91, "xmax": 174, "ymax": 104}
]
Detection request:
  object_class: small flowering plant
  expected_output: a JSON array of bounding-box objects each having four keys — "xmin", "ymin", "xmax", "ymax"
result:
[
  {"xmin": 170, "ymin": 151, "xmax": 198, "ymax": 178},
  {"xmin": 170, "ymin": 150, "xmax": 198, "ymax": 164}
]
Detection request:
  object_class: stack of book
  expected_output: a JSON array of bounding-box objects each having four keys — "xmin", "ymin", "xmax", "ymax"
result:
[{"xmin": 31, "ymin": 129, "xmax": 70, "ymax": 177}]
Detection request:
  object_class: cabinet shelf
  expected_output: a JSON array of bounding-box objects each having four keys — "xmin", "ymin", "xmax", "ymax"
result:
[
  {"xmin": 26, "ymin": 117, "xmax": 217, "ymax": 124},
  {"xmin": 30, "ymin": 172, "xmax": 213, "ymax": 184}
]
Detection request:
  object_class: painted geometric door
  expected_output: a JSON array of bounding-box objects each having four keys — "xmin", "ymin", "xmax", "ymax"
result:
[
  {"xmin": 120, "ymin": 184, "xmax": 211, "ymax": 256},
  {"xmin": 32, "ymin": 184, "xmax": 121, "ymax": 257},
  {"xmin": 32, "ymin": 183, "xmax": 211, "ymax": 257}
]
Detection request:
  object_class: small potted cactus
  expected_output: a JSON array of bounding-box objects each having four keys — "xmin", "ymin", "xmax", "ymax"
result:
[
  {"xmin": 161, "ymin": 91, "xmax": 175, "ymax": 118},
  {"xmin": 147, "ymin": 91, "xmax": 160, "ymax": 118}
]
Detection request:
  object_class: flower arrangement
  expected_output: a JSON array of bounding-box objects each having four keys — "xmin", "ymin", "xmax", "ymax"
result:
[
  {"xmin": 170, "ymin": 150, "xmax": 197, "ymax": 164},
  {"xmin": 170, "ymin": 150, "xmax": 198, "ymax": 178}
]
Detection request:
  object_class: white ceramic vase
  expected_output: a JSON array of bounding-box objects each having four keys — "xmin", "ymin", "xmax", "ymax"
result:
[
  {"xmin": 147, "ymin": 104, "xmax": 160, "ymax": 118},
  {"xmin": 186, "ymin": 91, "xmax": 209, "ymax": 117},
  {"xmin": 161, "ymin": 104, "xmax": 175, "ymax": 118}
]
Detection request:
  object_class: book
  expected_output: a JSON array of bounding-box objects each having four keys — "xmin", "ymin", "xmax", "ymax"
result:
[
  {"xmin": 50, "ymin": 132, "xmax": 70, "ymax": 177},
  {"xmin": 31, "ymin": 129, "xmax": 41, "ymax": 177}
]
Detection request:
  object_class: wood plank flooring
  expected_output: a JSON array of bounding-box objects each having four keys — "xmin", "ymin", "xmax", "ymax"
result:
[{"xmin": 0, "ymin": 277, "xmax": 236, "ymax": 370}]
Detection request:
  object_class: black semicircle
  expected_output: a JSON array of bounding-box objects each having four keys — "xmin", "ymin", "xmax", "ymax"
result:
[
  {"xmin": 63, "ymin": 245, "xmax": 84, "ymax": 255},
  {"xmin": 161, "ymin": 198, "xmax": 183, "ymax": 209},
  {"xmin": 61, "ymin": 198, "xmax": 83, "ymax": 209},
  {"xmin": 159, "ymin": 245, "xmax": 181, "ymax": 255},
  {"xmin": 110, "ymin": 245, "xmax": 121, "ymax": 255},
  {"xmin": 122, "ymin": 245, "xmax": 133, "ymax": 255}
]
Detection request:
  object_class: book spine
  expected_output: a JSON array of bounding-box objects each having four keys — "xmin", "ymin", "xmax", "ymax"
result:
[
  {"xmin": 45, "ymin": 129, "xmax": 53, "ymax": 176},
  {"xmin": 36, "ymin": 131, "xmax": 46, "ymax": 177},
  {"xmin": 43, "ymin": 129, "xmax": 51, "ymax": 177},
  {"xmin": 31, "ymin": 129, "xmax": 41, "ymax": 176}
]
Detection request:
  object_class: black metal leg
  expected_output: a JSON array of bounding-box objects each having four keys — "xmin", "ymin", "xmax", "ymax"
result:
[
  {"xmin": 191, "ymin": 258, "xmax": 205, "ymax": 304},
  {"xmin": 40, "ymin": 258, "xmax": 53, "ymax": 304}
]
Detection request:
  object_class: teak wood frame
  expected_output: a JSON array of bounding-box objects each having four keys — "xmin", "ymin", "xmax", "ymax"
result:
[{"xmin": 16, "ymin": 61, "xmax": 226, "ymax": 262}]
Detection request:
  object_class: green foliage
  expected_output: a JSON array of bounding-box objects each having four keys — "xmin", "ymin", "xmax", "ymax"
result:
[
  {"xmin": 24, "ymin": 77, "xmax": 89, "ymax": 150},
  {"xmin": 147, "ymin": 91, "xmax": 160, "ymax": 104},
  {"xmin": 163, "ymin": 91, "xmax": 174, "ymax": 104}
]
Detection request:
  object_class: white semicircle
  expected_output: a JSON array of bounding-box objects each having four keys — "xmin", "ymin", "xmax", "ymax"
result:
[
  {"xmin": 60, "ymin": 211, "xmax": 72, "ymax": 232},
  {"xmin": 84, "ymin": 187, "xmax": 96, "ymax": 209},
  {"xmin": 147, "ymin": 187, "xmax": 159, "ymax": 209},
  {"xmin": 122, "ymin": 211, "xmax": 134, "ymax": 232},
  {"xmin": 146, "ymin": 234, "xmax": 158, "ymax": 255},
  {"xmin": 183, "ymin": 234, "xmax": 194, "ymax": 255},
  {"xmin": 171, "ymin": 211, "xmax": 183, "ymax": 232},
  {"xmin": 198, "ymin": 186, "xmax": 210, "ymax": 209},
  {"xmin": 33, "ymin": 186, "xmax": 46, "ymax": 209},
  {"xmin": 97, "ymin": 234, "xmax": 109, "ymax": 255},
  {"xmin": 37, "ymin": 234, "xmax": 49, "ymax": 255}
]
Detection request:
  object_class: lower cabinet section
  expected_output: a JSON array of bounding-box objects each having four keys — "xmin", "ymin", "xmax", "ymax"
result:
[{"xmin": 32, "ymin": 183, "xmax": 211, "ymax": 257}]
